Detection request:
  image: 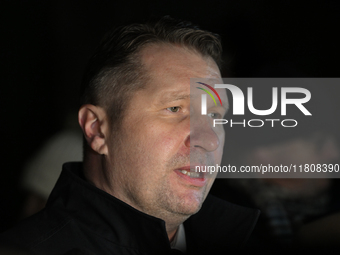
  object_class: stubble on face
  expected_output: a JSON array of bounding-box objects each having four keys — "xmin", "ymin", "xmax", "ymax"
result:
[{"xmin": 109, "ymin": 130, "xmax": 214, "ymax": 220}]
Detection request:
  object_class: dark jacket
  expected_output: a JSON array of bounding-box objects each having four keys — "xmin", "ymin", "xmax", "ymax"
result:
[{"xmin": 1, "ymin": 162, "xmax": 259, "ymax": 255}]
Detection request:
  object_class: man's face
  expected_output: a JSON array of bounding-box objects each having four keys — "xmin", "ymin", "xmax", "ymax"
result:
[{"xmin": 106, "ymin": 44, "xmax": 228, "ymax": 220}]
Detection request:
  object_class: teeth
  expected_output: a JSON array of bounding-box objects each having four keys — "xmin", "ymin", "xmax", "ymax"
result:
[{"xmin": 180, "ymin": 170, "xmax": 200, "ymax": 178}]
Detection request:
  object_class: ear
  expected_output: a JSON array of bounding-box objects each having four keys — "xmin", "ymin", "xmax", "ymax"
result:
[{"xmin": 78, "ymin": 104, "xmax": 109, "ymax": 155}]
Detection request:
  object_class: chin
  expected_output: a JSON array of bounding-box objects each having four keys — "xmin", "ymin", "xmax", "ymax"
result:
[{"xmin": 176, "ymin": 194, "xmax": 204, "ymax": 216}]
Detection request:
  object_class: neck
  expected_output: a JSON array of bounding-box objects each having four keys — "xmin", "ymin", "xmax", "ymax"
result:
[
  {"xmin": 83, "ymin": 151, "xmax": 112, "ymax": 191},
  {"xmin": 164, "ymin": 214, "xmax": 189, "ymax": 241},
  {"xmin": 168, "ymin": 226, "xmax": 178, "ymax": 242}
]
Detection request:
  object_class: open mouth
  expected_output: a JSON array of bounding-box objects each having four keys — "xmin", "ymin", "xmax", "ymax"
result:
[
  {"xmin": 179, "ymin": 170, "xmax": 203, "ymax": 178},
  {"xmin": 175, "ymin": 166, "xmax": 208, "ymax": 187}
]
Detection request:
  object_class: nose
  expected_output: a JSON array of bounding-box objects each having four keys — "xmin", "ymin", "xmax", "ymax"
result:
[{"xmin": 187, "ymin": 115, "xmax": 220, "ymax": 152}]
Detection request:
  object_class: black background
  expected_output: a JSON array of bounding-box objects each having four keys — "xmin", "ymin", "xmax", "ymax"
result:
[{"xmin": 1, "ymin": 0, "xmax": 340, "ymax": 231}]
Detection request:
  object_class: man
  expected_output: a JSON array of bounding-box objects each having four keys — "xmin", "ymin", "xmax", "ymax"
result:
[{"xmin": 1, "ymin": 17, "xmax": 259, "ymax": 254}]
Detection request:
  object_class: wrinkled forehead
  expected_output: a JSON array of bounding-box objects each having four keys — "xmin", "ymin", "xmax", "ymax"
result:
[
  {"xmin": 132, "ymin": 44, "xmax": 225, "ymax": 108},
  {"xmin": 139, "ymin": 44, "xmax": 221, "ymax": 81}
]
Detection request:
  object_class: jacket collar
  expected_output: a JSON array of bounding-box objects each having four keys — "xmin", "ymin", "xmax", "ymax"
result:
[
  {"xmin": 47, "ymin": 162, "xmax": 259, "ymax": 254},
  {"xmin": 47, "ymin": 162, "xmax": 171, "ymax": 254}
]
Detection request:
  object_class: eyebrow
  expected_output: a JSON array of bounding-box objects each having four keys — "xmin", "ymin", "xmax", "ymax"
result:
[{"xmin": 158, "ymin": 92, "xmax": 191, "ymax": 105}]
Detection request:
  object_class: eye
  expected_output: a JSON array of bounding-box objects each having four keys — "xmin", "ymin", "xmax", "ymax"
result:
[
  {"xmin": 208, "ymin": 112, "xmax": 221, "ymax": 119},
  {"xmin": 167, "ymin": 106, "xmax": 181, "ymax": 113}
]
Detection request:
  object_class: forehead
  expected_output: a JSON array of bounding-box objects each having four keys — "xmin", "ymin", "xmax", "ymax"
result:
[{"xmin": 139, "ymin": 44, "xmax": 222, "ymax": 93}]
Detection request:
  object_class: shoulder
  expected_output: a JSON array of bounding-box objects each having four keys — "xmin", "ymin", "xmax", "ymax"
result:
[{"xmin": 0, "ymin": 209, "xmax": 73, "ymax": 254}]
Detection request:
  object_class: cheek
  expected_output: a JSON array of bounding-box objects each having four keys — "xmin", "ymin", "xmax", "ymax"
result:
[
  {"xmin": 153, "ymin": 131, "xmax": 185, "ymax": 157},
  {"xmin": 158, "ymin": 133, "xmax": 175, "ymax": 147},
  {"xmin": 130, "ymin": 126, "xmax": 179, "ymax": 161}
]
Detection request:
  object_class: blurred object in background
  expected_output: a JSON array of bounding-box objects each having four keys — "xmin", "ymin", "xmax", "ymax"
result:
[
  {"xmin": 210, "ymin": 64, "xmax": 340, "ymax": 250},
  {"xmin": 212, "ymin": 135, "xmax": 340, "ymax": 249},
  {"xmin": 297, "ymin": 212, "xmax": 340, "ymax": 247},
  {"xmin": 20, "ymin": 111, "xmax": 82, "ymax": 219}
]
